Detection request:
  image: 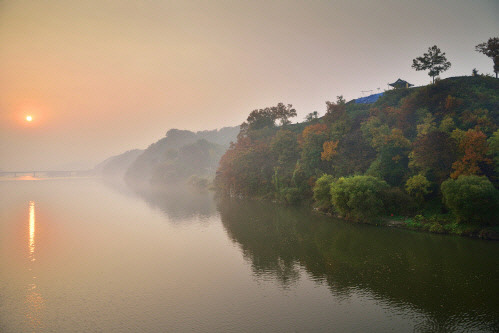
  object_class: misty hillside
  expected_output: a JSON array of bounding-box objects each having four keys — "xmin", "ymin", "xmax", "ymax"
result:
[
  {"xmin": 125, "ymin": 126, "xmax": 239, "ymax": 185},
  {"xmin": 148, "ymin": 139, "xmax": 228, "ymax": 185},
  {"xmin": 94, "ymin": 149, "xmax": 144, "ymax": 179},
  {"xmin": 195, "ymin": 127, "xmax": 241, "ymax": 146}
]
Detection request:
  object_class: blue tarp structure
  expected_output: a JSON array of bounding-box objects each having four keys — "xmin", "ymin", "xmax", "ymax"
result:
[{"xmin": 355, "ymin": 92, "xmax": 383, "ymax": 104}]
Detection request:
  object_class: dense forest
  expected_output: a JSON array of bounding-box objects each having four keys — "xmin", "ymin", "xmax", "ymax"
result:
[{"xmin": 215, "ymin": 76, "xmax": 499, "ymax": 236}]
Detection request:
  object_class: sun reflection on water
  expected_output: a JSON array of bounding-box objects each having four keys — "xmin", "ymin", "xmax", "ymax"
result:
[
  {"xmin": 26, "ymin": 201, "xmax": 44, "ymax": 331},
  {"xmin": 29, "ymin": 201, "xmax": 35, "ymax": 261}
]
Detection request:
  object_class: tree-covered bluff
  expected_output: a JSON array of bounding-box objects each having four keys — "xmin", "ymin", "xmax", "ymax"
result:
[{"xmin": 215, "ymin": 76, "xmax": 499, "ymax": 235}]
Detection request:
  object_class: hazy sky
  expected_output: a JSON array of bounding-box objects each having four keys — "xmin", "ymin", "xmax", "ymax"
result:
[{"xmin": 1, "ymin": 0, "xmax": 498, "ymax": 170}]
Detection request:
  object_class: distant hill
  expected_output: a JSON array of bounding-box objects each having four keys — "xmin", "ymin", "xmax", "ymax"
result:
[
  {"xmin": 195, "ymin": 126, "xmax": 241, "ymax": 146},
  {"xmin": 95, "ymin": 149, "xmax": 144, "ymax": 179},
  {"xmin": 124, "ymin": 126, "xmax": 239, "ymax": 185}
]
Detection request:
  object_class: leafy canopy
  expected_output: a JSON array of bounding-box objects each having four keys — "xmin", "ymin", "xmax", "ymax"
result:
[
  {"xmin": 475, "ymin": 37, "xmax": 499, "ymax": 77},
  {"xmin": 451, "ymin": 129, "xmax": 491, "ymax": 179},
  {"xmin": 313, "ymin": 174, "xmax": 335, "ymax": 210},
  {"xmin": 488, "ymin": 129, "xmax": 499, "ymax": 173},
  {"xmin": 441, "ymin": 175, "xmax": 499, "ymax": 224},
  {"xmin": 405, "ymin": 174, "xmax": 432, "ymax": 205},
  {"xmin": 330, "ymin": 175, "xmax": 389, "ymax": 221},
  {"xmin": 412, "ymin": 45, "xmax": 451, "ymax": 83},
  {"xmin": 240, "ymin": 103, "xmax": 297, "ymax": 133}
]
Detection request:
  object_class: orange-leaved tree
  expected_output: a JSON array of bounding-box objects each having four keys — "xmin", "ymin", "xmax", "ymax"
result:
[{"xmin": 451, "ymin": 129, "xmax": 492, "ymax": 178}]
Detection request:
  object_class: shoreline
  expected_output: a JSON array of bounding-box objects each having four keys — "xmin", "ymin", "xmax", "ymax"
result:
[
  {"xmin": 309, "ymin": 205, "xmax": 499, "ymax": 241},
  {"xmin": 230, "ymin": 192, "xmax": 499, "ymax": 242}
]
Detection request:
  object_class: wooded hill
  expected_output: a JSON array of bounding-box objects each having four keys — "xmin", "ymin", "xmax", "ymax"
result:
[
  {"xmin": 96, "ymin": 126, "xmax": 239, "ymax": 186},
  {"xmin": 215, "ymin": 76, "xmax": 499, "ymax": 228}
]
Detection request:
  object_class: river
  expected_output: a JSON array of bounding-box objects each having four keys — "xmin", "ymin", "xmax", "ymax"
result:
[{"xmin": 0, "ymin": 178, "xmax": 497, "ymax": 332}]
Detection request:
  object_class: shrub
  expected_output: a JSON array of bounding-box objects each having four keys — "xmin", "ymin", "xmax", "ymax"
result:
[
  {"xmin": 313, "ymin": 174, "xmax": 335, "ymax": 210},
  {"xmin": 382, "ymin": 187, "xmax": 417, "ymax": 216},
  {"xmin": 330, "ymin": 175, "xmax": 389, "ymax": 221},
  {"xmin": 429, "ymin": 222, "xmax": 445, "ymax": 233},
  {"xmin": 405, "ymin": 174, "xmax": 432, "ymax": 205},
  {"xmin": 405, "ymin": 219, "xmax": 423, "ymax": 229},
  {"xmin": 443, "ymin": 222, "xmax": 459, "ymax": 234},
  {"xmin": 413, "ymin": 214, "xmax": 425, "ymax": 223},
  {"xmin": 441, "ymin": 175, "xmax": 499, "ymax": 225},
  {"xmin": 280, "ymin": 187, "xmax": 302, "ymax": 205}
]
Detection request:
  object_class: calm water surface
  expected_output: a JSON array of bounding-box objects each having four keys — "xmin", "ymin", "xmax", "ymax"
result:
[{"xmin": 0, "ymin": 178, "xmax": 498, "ymax": 332}]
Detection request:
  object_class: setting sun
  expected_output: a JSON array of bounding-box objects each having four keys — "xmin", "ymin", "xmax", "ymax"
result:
[{"xmin": 26, "ymin": 115, "xmax": 32, "ymax": 122}]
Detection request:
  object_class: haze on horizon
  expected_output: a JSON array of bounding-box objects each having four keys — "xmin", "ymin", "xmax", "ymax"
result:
[{"xmin": 1, "ymin": 0, "xmax": 498, "ymax": 170}]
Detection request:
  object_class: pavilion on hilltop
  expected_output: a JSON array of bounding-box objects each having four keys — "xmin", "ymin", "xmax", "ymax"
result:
[{"xmin": 389, "ymin": 79, "xmax": 414, "ymax": 89}]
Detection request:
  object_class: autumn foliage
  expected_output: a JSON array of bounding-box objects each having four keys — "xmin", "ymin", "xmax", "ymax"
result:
[
  {"xmin": 321, "ymin": 141, "xmax": 339, "ymax": 161},
  {"xmin": 451, "ymin": 129, "xmax": 492, "ymax": 178},
  {"xmin": 215, "ymin": 76, "xmax": 499, "ymax": 224}
]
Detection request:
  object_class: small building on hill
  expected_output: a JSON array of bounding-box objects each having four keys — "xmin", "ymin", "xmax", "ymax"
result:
[{"xmin": 389, "ymin": 79, "xmax": 414, "ymax": 89}]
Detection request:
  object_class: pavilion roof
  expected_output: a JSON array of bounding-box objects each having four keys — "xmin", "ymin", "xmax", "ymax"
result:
[{"xmin": 389, "ymin": 78, "xmax": 414, "ymax": 88}]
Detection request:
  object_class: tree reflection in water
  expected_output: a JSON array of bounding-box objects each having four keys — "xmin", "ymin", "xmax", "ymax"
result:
[
  {"xmin": 104, "ymin": 179, "xmax": 218, "ymax": 223},
  {"xmin": 106, "ymin": 179, "xmax": 499, "ymax": 332},
  {"xmin": 217, "ymin": 198, "xmax": 499, "ymax": 332}
]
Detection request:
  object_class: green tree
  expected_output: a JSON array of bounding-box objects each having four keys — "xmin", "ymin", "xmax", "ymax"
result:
[
  {"xmin": 330, "ymin": 175, "xmax": 389, "ymax": 221},
  {"xmin": 280, "ymin": 187, "xmax": 302, "ymax": 205},
  {"xmin": 439, "ymin": 116, "xmax": 456, "ymax": 133},
  {"xmin": 405, "ymin": 174, "xmax": 432, "ymax": 205},
  {"xmin": 412, "ymin": 45, "xmax": 451, "ymax": 83},
  {"xmin": 273, "ymin": 103, "xmax": 298, "ymax": 126},
  {"xmin": 475, "ymin": 37, "xmax": 499, "ymax": 78},
  {"xmin": 362, "ymin": 124, "xmax": 411, "ymax": 186},
  {"xmin": 416, "ymin": 113, "xmax": 437, "ymax": 137},
  {"xmin": 410, "ymin": 131, "xmax": 457, "ymax": 183},
  {"xmin": 312, "ymin": 174, "xmax": 334, "ymax": 210},
  {"xmin": 299, "ymin": 123, "xmax": 329, "ymax": 176},
  {"xmin": 305, "ymin": 111, "xmax": 319, "ymax": 122},
  {"xmin": 441, "ymin": 175, "xmax": 499, "ymax": 224},
  {"xmin": 270, "ymin": 129, "xmax": 300, "ymax": 168},
  {"xmin": 324, "ymin": 96, "xmax": 347, "ymax": 125},
  {"xmin": 215, "ymin": 137, "xmax": 274, "ymax": 197},
  {"xmin": 240, "ymin": 103, "xmax": 297, "ymax": 133},
  {"xmin": 270, "ymin": 130, "xmax": 300, "ymax": 193},
  {"xmin": 488, "ymin": 129, "xmax": 499, "ymax": 173}
]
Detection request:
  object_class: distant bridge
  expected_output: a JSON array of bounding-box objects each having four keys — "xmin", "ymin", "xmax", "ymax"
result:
[{"xmin": 0, "ymin": 170, "xmax": 95, "ymax": 177}]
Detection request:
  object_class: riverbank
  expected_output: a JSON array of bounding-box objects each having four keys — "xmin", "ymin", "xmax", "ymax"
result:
[
  {"xmin": 383, "ymin": 215, "xmax": 499, "ymax": 240},
  {"xmin": 311, "ymin": 206, "xmax": 499, "ymax": 241},
  {"xmin": 216, "ymin": 188, "xmax": 499, "ymax": 241}
]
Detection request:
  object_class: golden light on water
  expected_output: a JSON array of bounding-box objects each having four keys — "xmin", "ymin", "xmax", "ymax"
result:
[
  {"xmin": 26, "ymin": 200, "xmax": 45, "ymax": 330},
  {"xmin": 29, "ymin": 201, "xmax": 35, "ymax": 261}
]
